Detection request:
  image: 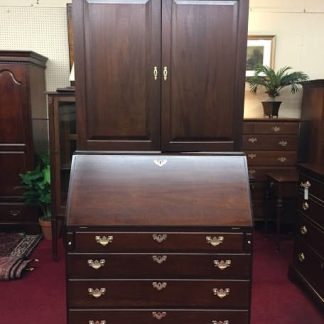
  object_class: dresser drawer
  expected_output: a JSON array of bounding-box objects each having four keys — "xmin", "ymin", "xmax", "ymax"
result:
[
  {"xmin": 67, "ymin": 253, "xmax": 251, "ymax": 279},
  {"xmin": 68, "ymin": 309, "xmax": 250, "ymax": 324},
  {"xmin": 297, "ymin": 195, "xmax": 324, "ymax": 229},
  {"xmin": 68, "ymin": 280, "xmax": 250, "ymax": 308},
  {"xmin": 248, "ymin": 167, "xmax": 295, "ymax": 182},
  {"xmin": 72, "ymin": 232, "xmax": 247, "ymax": 253},
  {"xmin": 243, "ymin": 121, "xmax": 299, "ymax": 135},
  {"xmin": 300, "ymin": 173, "xmax": 324, "ymax": 203},
  {"xmin": 243, "ymin": 135, "xmax": 298, "ymax": 151},
  {"xmin": 292, "ymin": 240, "xmax": 324, "ymax": 296},
  {"xmin": 0, "ymin": 203, "xmax": 39, "ymax": 222},
  {"xmin": 297, "ymin": 215, "xmax": 324, "ymax": 257},
  {"xmin": 246, "ymin": 151, "xmax": 297, "ymax": 166}
]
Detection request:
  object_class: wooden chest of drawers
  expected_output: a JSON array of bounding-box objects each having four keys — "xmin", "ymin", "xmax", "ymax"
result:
[
  {"xmin": 289, "ymin": 163, "xmax": 324, "ymax": 311},
  {"xmin": 66, "ymin": 154, "xmax": 253, "ymax": 324},
  {"xmin": 243, "ymin": 118, "xmax": 300, "ymax": 222}
]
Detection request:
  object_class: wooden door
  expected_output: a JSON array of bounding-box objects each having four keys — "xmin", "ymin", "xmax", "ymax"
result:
[
  {"xmin": 161, "ymin": 0, "xmax": 248, "ymax": 151},
  {"xmin": 74, "ymin": 0, "xmax": 161, "ymax": 151},
  {"xmin": 0, "ymin": 64, "xmax": 33, "ymax": 197}
]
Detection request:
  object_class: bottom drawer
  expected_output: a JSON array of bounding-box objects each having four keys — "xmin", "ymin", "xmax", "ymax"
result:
[
  {"xmin": 0, "ymin": 203, "xmax": 39, "ymax": 223},
  {"xmin": 293, "ymin": 240, "xmax": 324, "ymax": 296},
  {"xmin": 69, "ymin": 309, "xmax": 249, "ymax": 324}
]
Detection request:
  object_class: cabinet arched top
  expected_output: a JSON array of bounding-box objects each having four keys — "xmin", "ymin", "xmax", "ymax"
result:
[{"xmin": 0, "ymin": 69, "xmax": 22, "ymax": 86}]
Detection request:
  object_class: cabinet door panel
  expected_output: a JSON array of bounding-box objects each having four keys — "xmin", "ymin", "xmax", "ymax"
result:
[
  {"xmin": 74, "ymin": 0, "xmax": 161, "ymax": 150},
  {"xmin": 0, "ymin": 66, "xmax": 28, "ymax": 146},
  {"xmin": 162, "ymin": 0, "xmax": 248, "ymax": 151},
  {"xmin": 0, "ymin": 152, "xmax": 28, "ymax": 196}
]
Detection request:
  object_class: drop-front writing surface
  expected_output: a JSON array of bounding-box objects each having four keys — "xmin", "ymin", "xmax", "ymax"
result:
[
  {"xmin": 66, "ymin": 154, "xmax": 252, "ymax": 228},
  {"xmin": 65, "ymin": 153, "xmax": 253, "ymax": 324}
]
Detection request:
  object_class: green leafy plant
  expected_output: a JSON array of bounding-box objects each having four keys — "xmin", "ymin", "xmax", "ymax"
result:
[
  {"xmin": 248, "ymin": 65, "xmax": 309, "ymax": 99},
  {"xmin": 19, "ymin": 155, "xmax": 51, "ymax": 220}
]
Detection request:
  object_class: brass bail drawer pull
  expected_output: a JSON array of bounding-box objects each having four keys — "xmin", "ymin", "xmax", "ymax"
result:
[
  {"xmin": 277, "ymin": 156, "xmax": 287, "ymax": 163},
  {"xmin": 88, "ymin": 288, "xmax": 106, "ymax": 298},
  {"xmin": 152, "ymin": 281, "xmax": 167, "ymax": 291},
  {"xmin": 88, "ymin": 259, "xmax": 106, "ymax": 270},
  {"xmin": 272, "ymin": 126, "xmax": 281, "ymax": 132},
  {"xmin": 302, "ymin": 201, "xmax": 309, "ymax": 210},
  {"xmin": 213, "ymin": 288, "xmax": 230, "ymax": 299},
  {"xmin": 298, "ymin": 253, "xmax": 305, "ymax": 263},
  {"xmin": 152, "ymin": 255, "xmax": 167, "ymax": 264},
  {"xmin": 214, "ymin": 259, "xmax": 231, "ymax": 270},
  {"xmin": 206, "ymin": 235, "xmax": 224, "ymax": 247},
  {"xmin": 248, "ymin": 153, "xmax": 256, "ymax": 159},
  {"xmin": 248, "ymin": 137, "xmax": 257, "ymax": 143},
  {"xmin": 278, "ymin": 140, "xmax": 288, "ymax": 147},
  {"xmin": 152, "ymin": 233, "xmax": 168, "ymax": 243},
  {"xmin": 89, "ymin": 321, "xmax": 106, "ymax": 324},
  {"xmin": 95, "ymin": 235, "xmax": 113, "ymax": 246},
  {"xmin": 152, "ymin": 311, "xmax": 167, "ymax": 320},
  {"xmin": 300, "ymin": 226, "xmax": 308, "ymax": 235},
  {"xmin": 212, "ymin": 321, "xmax": 229, "ymax": 324},
  {"xmin": 9, "ymin": 209, "xmax": 21, "ymax": 217}
]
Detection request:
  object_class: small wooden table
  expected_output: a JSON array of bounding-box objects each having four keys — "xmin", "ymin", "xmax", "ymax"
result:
[{"xmin": 265, "ymin": 170, "xmax": 299, "ymax": 250}]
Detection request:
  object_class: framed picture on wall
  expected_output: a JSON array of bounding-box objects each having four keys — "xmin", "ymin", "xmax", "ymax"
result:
[{"xmin": 246, "ymin": 35, "xmax": 275, "ymax": 77}]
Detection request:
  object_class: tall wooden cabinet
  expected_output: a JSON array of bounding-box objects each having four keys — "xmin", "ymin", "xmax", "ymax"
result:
[
  {"xmin": 73, "ymin": 0, "xmax": 249, "ymax": 152},
  {"xmin": 0, "ymin": 51, "xmax": 48, "ymax": 232},
  {"xmin": 300, "ymin": 80, "xmax": 324, "ymax": 164}
]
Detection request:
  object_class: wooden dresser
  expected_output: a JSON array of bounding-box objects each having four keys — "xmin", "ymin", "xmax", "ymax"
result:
[
  {"xmin": 243, "ymin": 118, "xmax": 300, "ymax": 222},
  {"xmin": 66, "ymin": 154, "xmax": 253, "ymax": 324},
  {"xmin": 289, "ymin": 164, "xmax": 324, "ymax": 311}
]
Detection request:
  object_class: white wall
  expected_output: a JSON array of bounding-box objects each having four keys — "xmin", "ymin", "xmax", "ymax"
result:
[
  {"xmin": 0, "ymin": 0, "xmax": 323, "ymax": 112},
  {"xmin": 0, "ymin": 0, "xmax": 71, "ymax": 91},
  {"xmin": 245, "ymin": 0, "xmax": 324, "ymax": 118}
]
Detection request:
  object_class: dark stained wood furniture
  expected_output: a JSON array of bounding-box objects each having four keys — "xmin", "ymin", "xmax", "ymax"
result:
[
  {"xmin": 243, "ymin": 118, "xmax": 301, "ymax": 224},
  {"xmin": 289, "ymin": 163, "xmax": 324, "ymax": 311},
  {"xmin": 73, "ymin": 0, "xmax": 249, "ymax": 152},
  {"xmin": 48, "ymin": 90, "xmax": 76, "ymax": 259},
  {"xmin": 66, "ymin": 153, "xmax": 253, "ymax": 324},
  {"xmin": 300, "ymin": 80, "xmax": 324, "ymax": 165},
  {"xmin": 265, "ymin": 170, "xmax": 299, "ymax": 250},
  {"xmin": 0, "ymin": 51, "xmax": 48, "ymax": 232}
]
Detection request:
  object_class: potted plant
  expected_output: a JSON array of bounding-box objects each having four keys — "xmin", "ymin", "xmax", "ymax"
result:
[
  {"xmin": 19, "ymin": 155, "xmax": 52, "ymax": 240},
  {"xmin": 248, "ymin": 65, "xmax": 309, "ymax": 118}
]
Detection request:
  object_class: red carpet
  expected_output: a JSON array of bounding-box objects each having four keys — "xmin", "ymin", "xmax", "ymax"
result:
[{"xmin": 0, "ymin": 232, "xmax": 323, "ymax": 324}]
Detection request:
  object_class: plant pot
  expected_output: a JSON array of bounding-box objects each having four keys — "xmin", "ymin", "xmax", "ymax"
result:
[
  {"xmin": 261, "ymin": 101, "xmax": 282, "ymax": 118},
  {"xmin": 39, "ymin": 218, "xmax": 52, "ymax": 240}
]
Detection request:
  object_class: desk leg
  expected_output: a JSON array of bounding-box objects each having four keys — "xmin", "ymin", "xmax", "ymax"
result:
[
  {"xmin": 264, "ymin": 182, "xmax": 271, "ymax": 233},
  {"xmin": 276, "ymin": 197, "xmax": 283, "ymax": 251}
]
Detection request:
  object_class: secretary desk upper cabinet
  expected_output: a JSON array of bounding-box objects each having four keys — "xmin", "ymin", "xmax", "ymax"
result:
[{"xmin": 73, "ymin": 0, "xmax": 249, "ymax": 152}]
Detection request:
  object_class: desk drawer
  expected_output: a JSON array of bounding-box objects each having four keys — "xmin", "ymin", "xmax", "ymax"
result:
[
  {"xmin": 292, "ymin": 240, "xmax": 324, "ymax": 295},
  {"xmin": 72, "ymin": 232, "xmax": 246, "ymax": 253},
  {"xmin": 68, "ymin": 280, "xmax": 250, "ymax": 308},
  {"xmin": 243, "ymin": 135, "xmax": 298, "ymax": 151},
  {"xmin": 243, "ymin": 121, "xmax": 299, "ymax": 135},
  {"xmin": 246, "ymin": 151, "xmax": 297, "ymax": 166},
  {"xmin": 67, "ymin": 253, "xmax": 251, "ymax": 279},
  {"xmin": 297, "ymin": 215, "xmax": 324, "ymax": 257},
  {"xmin": 68, "ymin": 309, "xmax": 250, "ymax": 324},
  {"xmin": 297, "ymin": 195, "xmax": 324, "ymax": 229}
]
